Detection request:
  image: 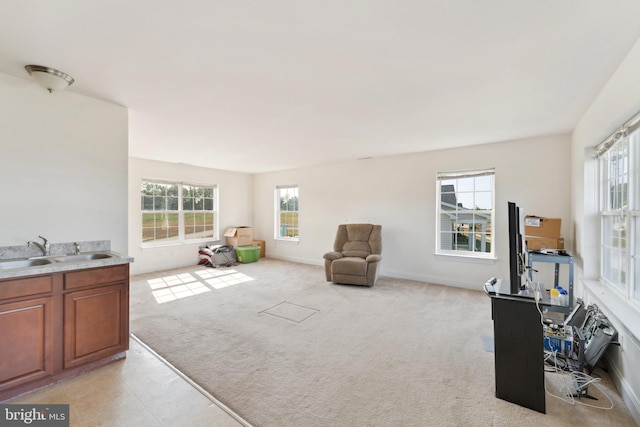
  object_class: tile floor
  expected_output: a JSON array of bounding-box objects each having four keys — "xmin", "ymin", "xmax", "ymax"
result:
[{"xmin": 6, "ymin": 337, "xmax": 249, "ymax": 427}]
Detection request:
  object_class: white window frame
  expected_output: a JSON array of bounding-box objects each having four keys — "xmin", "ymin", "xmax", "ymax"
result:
[
  {"xmin": 275, "ymin": 185, "xmax": 299, "ymax": 241},
  {"xmin": 436, "ymin": 168, "xmax": 495, "ymax": 259},
  {"xmin": 141, "ymin": 180, "xmax": 218, "ymax": 247},
  {"xmin": 597, "ymin": 121, "xmax": 640, "ymax": 308}
]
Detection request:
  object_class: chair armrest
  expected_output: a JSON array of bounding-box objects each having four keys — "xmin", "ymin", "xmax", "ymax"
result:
[
  {"xmin": 366, "ymin": 254, "xmax": 382, "ymax": 263},
  {"xmin": 323, "ymin": 251, "xmax": 343, "ymax": 261}
]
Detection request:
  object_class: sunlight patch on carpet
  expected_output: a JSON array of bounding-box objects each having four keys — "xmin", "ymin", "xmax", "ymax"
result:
[
  {"xmin": 147, "ymin": 269, "xmax": 254, "ymax": 303},
  {"xmin": 147, "ymin": 273, "xmax": 211, "ymax": 303},
  {"xmin": 261, "ymin": 301, "xmax": 319, "ymax": 323},
  {"xmin": 195, "ymin": 268, "xmax": 254, "ymax": 289}
]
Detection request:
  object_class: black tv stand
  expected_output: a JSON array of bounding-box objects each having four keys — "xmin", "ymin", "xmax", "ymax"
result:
[
  {"xmin": 487, "ymin": 291, "xmax": 545, "ymax": 413},
  {"xmin": 485, "ymin": 286, "xmax": 619, "ymax": 414}
]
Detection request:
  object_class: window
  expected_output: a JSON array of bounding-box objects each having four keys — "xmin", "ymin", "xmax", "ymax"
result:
[
  {"xmin": 142, "ymin": 180, "xmax": 217, "ymax": 245},
  {"xmin": 597, "ymin": 122, "xmax": 639, "ymax": 304},
  {"xmin": 436, "ymin": 169, "xmax": 495, "ymax": 258},
  {"xmin": 275, "ymin": 185, "xmax": 299, "ymax": 240}
]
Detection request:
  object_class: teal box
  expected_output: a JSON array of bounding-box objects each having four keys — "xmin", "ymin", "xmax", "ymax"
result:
[{"xmin": 235, "ymin": 246, "xmax": 260, "ymax": 264}]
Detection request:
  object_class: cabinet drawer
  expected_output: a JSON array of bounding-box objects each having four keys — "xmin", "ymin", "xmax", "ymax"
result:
[
  {"xmin": 0, "ymin": 275, "xmax": 53, "ymax": 301},
  {"xmin": 64, "ymin": 264, "xmax": 129, "ymax": 290}
]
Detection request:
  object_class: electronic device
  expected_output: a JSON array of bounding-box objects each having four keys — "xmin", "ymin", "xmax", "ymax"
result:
[
  {"xmin": 580, "ymin": 304, "xmax": 617, "ymax": 374},
  {"xmin": 538, "ymin": 249, "xmax": 558, "ymax": 255},
  {"xmin": 564, "ymin": 299, "xmax": 587, "ymax": 330},
  {"xmin": 508, "ymin": 201, "xmax": 528, "ymax": 296},
  {"xmin": 559, "ymin": 300, "xmax": 617, "ymax": 373},
  {"xmin": 486, "ymin": 202, "xmax": 542, "ymax": 300},
  {"xmin": 483, "ymin": 277, "xmax": 499, "ymax": 295}
]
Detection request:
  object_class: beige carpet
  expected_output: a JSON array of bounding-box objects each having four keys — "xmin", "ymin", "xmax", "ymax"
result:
[{"xmin": 130, "ymin": 258, "xmax": 636, "ymax": 427}]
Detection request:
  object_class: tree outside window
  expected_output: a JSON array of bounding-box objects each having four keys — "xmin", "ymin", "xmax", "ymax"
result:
[{"xmin": 142, "ymin": 180, "xmax": 217, "ymax": 245}]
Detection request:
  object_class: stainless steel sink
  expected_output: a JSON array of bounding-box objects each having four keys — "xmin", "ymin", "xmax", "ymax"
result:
[
  {"xmin": 0, "ymin": 252, "xmax": 116, "ymax": 271},
  {"xmin": 0, "ymin": 258, "xmax": 53, "ymax": 270},
  {"xmin": 51, "ymin": 253, "xmax": 113, "ymax": 263}
]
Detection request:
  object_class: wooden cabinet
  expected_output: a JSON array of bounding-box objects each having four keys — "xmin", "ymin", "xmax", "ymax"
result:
[
  {"xmin": 63, "ymin": 265, "xmax": 129, "ymax": 369},
  {"xmin": 0, "ymin": 275, "xmax": 54, "ymax": 392},
  {"xmin": 0, "ymin": 296, "xmax": 54, "ymax": 392},
  {"xmin": 0, "ymin": 264, "xmax": 129, "ymax": 400}
]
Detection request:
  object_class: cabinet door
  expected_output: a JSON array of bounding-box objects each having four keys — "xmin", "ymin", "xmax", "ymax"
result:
[
  {"xmin": 64, "ymin": 284, "xmax": 129, "ymax": 369},
  {"xmin": 0, "ymin": 297, "xmax": 53, "ymax": 391}
]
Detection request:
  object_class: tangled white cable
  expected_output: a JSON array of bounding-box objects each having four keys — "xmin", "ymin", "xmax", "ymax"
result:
[{"xmin": 546, "ymin": 369, "xmax": 614, "ymax": 410}]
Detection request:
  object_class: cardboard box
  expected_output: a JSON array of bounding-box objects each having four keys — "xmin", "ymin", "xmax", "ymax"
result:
[
  {"xmin": 224, "ymin": 227, "xmax": 253, "ymax": 247},
  {"xmin": 235, "ymin": 245, "xmax": 260, "ymax": 264},
  {"xmin": 252, "ymin": 240, "xmax": 265, "ymax": 258},
  {"xmin": 526, "ymin": 236, "xmax": 565, "ymax": 250},
  {"xmin": 524, "ymin": 216, "xmax": 561, "ymax": 238}
]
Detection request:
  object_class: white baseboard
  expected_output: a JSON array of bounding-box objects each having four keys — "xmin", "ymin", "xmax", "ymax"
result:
[
  {"xmin": 605, "ymin": 353, "xmax": 640, "ymax": 426},
  {"xmin": 269, "ymin": 255, "xmax": 323, "ymax": 267},
  {"xmin": 268, "ymin": 256, "xmax": 482, "ymax": 291},
  {"xmin": 376, "ymin": 268, "xmax": 481, "ymax": 290}
]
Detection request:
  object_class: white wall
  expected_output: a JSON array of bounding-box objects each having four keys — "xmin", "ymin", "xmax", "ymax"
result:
[
  {"xmin": 128, "ymin": 157, "xmax": 253, "ymax": 275},
  {"xmin": 253, "ymin": 134, "xmax": 571, "ymax": 291},
  {"xmin": 572, "ymin": 36, "xmax": 640, "ymax": 424},
  {"xmin": 0, "ymin": 72, "xmax": 128, "ymax": 253}
]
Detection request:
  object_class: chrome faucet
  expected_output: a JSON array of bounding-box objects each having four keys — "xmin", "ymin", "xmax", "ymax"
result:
[
  {"xmin": 74, "ymin": 242, "xmax": 81, "ymax": 254},
  {"xmin": 27, "ymin": 235, "xmax": 50, "ymax": 256}
]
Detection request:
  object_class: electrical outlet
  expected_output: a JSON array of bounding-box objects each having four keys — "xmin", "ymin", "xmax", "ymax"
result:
[{"xmin": 619, "ymin": 334, "xmax": 624, "ymax": 351}]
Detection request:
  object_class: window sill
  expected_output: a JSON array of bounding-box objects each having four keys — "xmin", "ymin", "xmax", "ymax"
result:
[
  {"xmin": 274, "ymin": 238, "xmax": 299, "ymax": 244},
  {"xmin": 434, "ymin": 252, "xmax": 496, "ymax": 264},
  {"xmin": 583, "ymin": 279, "xmax": 640, "ymax": 343},
  {"xmin": 141, "ymin": 239, "xmax": 220, "ymax": 250}
]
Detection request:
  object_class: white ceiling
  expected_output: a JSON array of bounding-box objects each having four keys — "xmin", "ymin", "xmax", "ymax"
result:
[{"xmin": 2, "ymin": 1, "xmax": 640, "ymax": 173}]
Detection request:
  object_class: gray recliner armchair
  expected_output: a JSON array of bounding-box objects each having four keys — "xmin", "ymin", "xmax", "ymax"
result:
[{"xmin": 323, "ymin": 224, "xmax": 382, "ymax": 286}]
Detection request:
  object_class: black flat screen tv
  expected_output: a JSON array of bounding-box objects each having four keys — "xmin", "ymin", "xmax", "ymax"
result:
[{"xmin": 508, "ymin": 201, "xmax": 526, "ymax": 294}]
